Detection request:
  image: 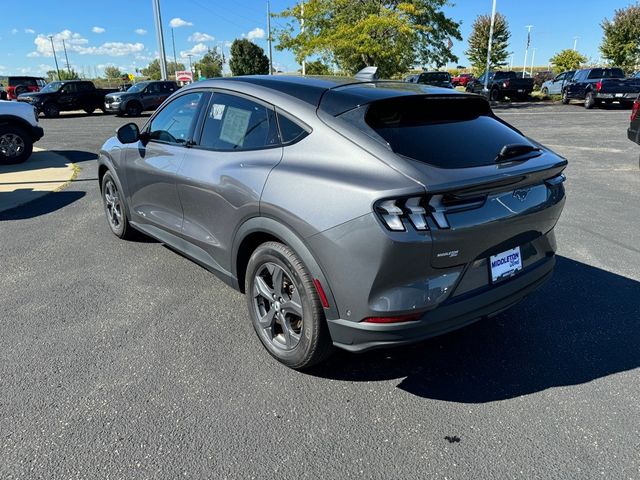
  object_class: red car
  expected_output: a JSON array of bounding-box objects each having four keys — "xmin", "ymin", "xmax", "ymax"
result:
[
  {"xmin": 451, "ymin": 73, "xmax": 474, "ymax": 87},
  {"xmin": 6, "ymin": 76, "xmax": 46, "ymax": 100}
]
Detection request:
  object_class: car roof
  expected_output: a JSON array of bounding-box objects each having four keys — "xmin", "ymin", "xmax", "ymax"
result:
[{"xmin": 181, "ymin": 75, "xmax": 466, "ymax": 115}]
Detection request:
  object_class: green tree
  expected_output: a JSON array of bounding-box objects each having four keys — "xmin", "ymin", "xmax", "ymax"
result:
[
  {"xmin": 194, "ymin": 48, "xmax": 224, "ymax": 78},
  {"xmin": 549, "ymin": 49, "xmax": 587, "ymax": 74},
  {"xmin": 465, "ymin": 12, "xmax": 511, "ymax": 77},
  {"xmin": 104, "ymin": 65, "xmax": 122, "ymax": 80},
  {"xmin": 601, "ymin": 4, "xmax": 640, "ymax": 73},
  {"xmin": 229, "ymin": 39, "xmax": 270, "ymax": 76},
  {"xmin": 304, "ymin": 59, "xmax": 332, "ymax": 75},
  {"xmin": 141, "ymin": 59, "xmax": 185, "ymax": 80},
  {"xmin": 58, "ymin": 69, "xmax": 80, "ymax": 80},
  {"xmin": 275, "ymin": 0, "xmax": 461, "ymax": 78}
]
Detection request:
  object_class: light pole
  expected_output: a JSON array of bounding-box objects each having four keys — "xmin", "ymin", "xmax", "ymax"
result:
[
  {"xmin": 171, "ymin": 28, "xmax": 178, "ymax": 78},
  {"xmin": 530, "ymin": 47, "xmax": 536, "ymax": 76},
  {"xmin": 300, "ymin": 1, "xmax": 305, "ymax": 75},
  {"xmin": 573, "ymin": 36, "xmax": 579, "ymax": 51},
  {"xmin": 152, "ymin": 0, "xmax": 168, "ymax": 80},
  {"xmin": 509, "ymin": 53, "xmax": 514, "ymax": 70},
  {"xmin": 61, "ymin": 38, "xmax": 71, "ymax": 74},
  {"xmin": 483, "ymin": 0, "xmax": 497, "ymax": 95},
  {"xmin": 49, "ymin": 35, "xmax": 61, "ymax": 80},
  {"xmin": 267, "ymin": 0, "xmax": 273, "ymax": 74},
  {"xmin": 523, "ymin": 25, "xmax": 533, "ymax": 78},
  {"xmin": 186, "ymin": 54, "xmax": 193, "ymax": 75}
]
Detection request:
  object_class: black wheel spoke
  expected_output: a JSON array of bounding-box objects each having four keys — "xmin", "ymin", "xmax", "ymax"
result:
[{"xmin": 254, "ymin": 275, "xmax": 274, "ymax": 301}]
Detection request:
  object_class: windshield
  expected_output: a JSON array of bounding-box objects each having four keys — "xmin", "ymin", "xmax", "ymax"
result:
[
  {"xmin": 40, "ymin": 82, "xmax": 63, "ymax": 93},
  {"xmin": 127, "ymin": 83, "xmax": 148, "ymax": 93}
]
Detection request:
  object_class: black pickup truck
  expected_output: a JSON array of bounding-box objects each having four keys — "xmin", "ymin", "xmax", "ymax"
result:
[
  {"xmin": 16, "ymin": 80, "xmax": 118, "ymax": 118},
  {"xmin": 466, "ymin": 71, "xmax": 534, "ymax": 101},
  {"xmin": 562, "ymin": 68, "xmax": 640, "ymax": 109}
]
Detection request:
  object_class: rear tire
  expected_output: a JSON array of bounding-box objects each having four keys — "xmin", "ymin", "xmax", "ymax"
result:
[
  {"xmin": 14, "ymin": 85, "xmax": 28, "ymax": 97},
  {"xmin": 245, "ymin": 242, "xmax": 334, "ymax": 369},
  {"xmin": 541, "ymin": 87, "xmax": 549, "ymax": 96},
  {"xmin": 489, "ymin": 88, "xmax": 500, "ymax": 102},
  {"xmin": 84, "ymin": 107, "xmax": 95, "ymax": 115},
  {"xmin": 43, "ymin": 102, "xmax": 60, "ymax": 118},
  {"xmin": 584, "ymin": 91, "xmax": 596, "ymax": 109},
  {"xmin": 561, "ymin": 89, "xmax": 569, "ymax": 104},
  {"xmin": 0, "ymin": 125, "xmax": 33, "ymax": 165}
]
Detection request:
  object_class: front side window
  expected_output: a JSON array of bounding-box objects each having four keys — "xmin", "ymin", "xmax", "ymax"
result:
[
  {"xmin": 199, "ymin": 93, "xmax": 278, "ymax": 151},
  {"xmin": 148, "ymin": 92, "xmax": 203, "ymax": 144}
]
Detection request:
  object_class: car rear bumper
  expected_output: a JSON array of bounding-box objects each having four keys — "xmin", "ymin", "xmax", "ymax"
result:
[
  {"xmin": 327, "ymin": 255, "xmax": 555, "ymax": 352},
  {"xmin": 596, "ymin": 92, "xmax": 638, "ymax": 100},
  {"xmin": 628, "ymin": 127, "xmax": 639, "ymax": 145}
]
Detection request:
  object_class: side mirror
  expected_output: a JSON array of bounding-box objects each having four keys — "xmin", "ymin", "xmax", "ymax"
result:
[{"xmin": 117, "ymin": 123, "xmax": 141, "ymax": 144}]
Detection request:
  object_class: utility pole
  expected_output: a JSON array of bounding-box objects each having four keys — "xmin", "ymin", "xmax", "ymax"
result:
[
  {"xmin": 573, "ymin": 36, "xmax": 579, "ymax": 51},
  {"xmin": 171, "ymin": 28, "xmax": 178, "ymax": 78},
  {"xmin": 300, "ymin": 1, "xmax": 305, "ymax": 75},
  {"xmin": 152, "ymin": 0, "xmax": 168, "ymax": 80},
  {"xmin": 523, "ymin": 25, "xmax": 533, "ymax": 78},
  {"xmin": 530, "ymin": 47, "xmax": 536, "ymax": 76},
  {"xmin": 61, "ymin": 38, "xmax": 71, "ymax": 74},
  {"xmin": 483, "ymin": 0, "xmax": 497, "ymax": 95},
  {"xmin": 267, "ymin": 0, "xmax": 273, "ymax": 74},
  {"xmin": 49, "ymin": 36, "xmax": 61, "ymax": 80}
]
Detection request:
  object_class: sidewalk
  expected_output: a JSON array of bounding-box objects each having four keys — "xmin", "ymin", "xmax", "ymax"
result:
[{"xmin": 0, "ymin": 148, "xmax": 76, "ymax": 213}]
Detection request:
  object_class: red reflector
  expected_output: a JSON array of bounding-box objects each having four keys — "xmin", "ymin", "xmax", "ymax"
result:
[
  {"xmin": 631, "ymin": 101, "xmax": 640, "ymax": 121},
  {"xmin": 363, "ymin": 313, "xmax": 422, "ymax": 324},
  {"xmin": 313, "ymin": 279, "xmax": 330, "ymax": 309}
]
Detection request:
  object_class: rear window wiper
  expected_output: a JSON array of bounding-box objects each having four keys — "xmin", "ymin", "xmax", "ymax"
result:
[{"xmin": 495, "ymin": 144, "xmax": 541, "ymax": 163}]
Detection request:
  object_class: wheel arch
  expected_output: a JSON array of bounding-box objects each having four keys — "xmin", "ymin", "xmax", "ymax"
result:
[
  {"xmin": 0, "ymin": 115, "xmax": 33, "ymax": 136},
  {"xmin": 232, "ymin": 217, "xmax": 340, "ymax": 320}
]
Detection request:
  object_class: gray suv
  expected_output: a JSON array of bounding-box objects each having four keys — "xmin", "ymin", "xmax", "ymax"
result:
[
  {"xmin": 104, "ymin": 81, "xmax": 178, "ymax": 117},
  {"xmin": 98, "ymin": 76, "xmax": 567, "ymax": 369}
]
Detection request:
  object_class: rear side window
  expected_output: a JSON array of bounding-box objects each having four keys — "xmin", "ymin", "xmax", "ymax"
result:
[
  {"xmin": 277, "ymin": 113, "xmax": 308, "ymax": 144},
  {"xmin": 199, "ymin": 93, "xmax": 279, "ymax": 151},
  {"xmin": 341, "ymin": 96, "xmax": 531, "ymax": 169}
]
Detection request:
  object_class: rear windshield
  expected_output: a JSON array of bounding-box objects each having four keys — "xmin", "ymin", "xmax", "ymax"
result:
[
  {"xmin": 587, "ymin": 68, "xmax": 624, "ymax": 79},
  {"xmin": 420, "ymin": 73, "xmax": 450, "ymax": 82},
  {"xmin": 9, "ymin": 77, "xmax": 40, "ymax": 86},
  {"xmin": 339, "ymin": 96, "xmax": 531, "ymax": 169}
]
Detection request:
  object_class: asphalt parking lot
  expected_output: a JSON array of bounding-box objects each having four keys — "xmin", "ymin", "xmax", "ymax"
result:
[{"xmin": 1, "ymin": 102, "xmax": 639, "ymax": 479}]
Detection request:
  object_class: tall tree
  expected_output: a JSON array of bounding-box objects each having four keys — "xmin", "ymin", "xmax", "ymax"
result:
[
  {"xmin": 229, "ymin": 39, "xmax": 270, "ymax": 76},
  {"xmin": 104, "ymin": 66, "xmax": 122, "ymax": 80},
  {"xmin": 601, "ymin": 4, "xmax": 640, "ymax": 73},
  {"xmin": 465, "ymin": 12, "xmax": 511, "ymax": 76},
  {"xmin": 194, "ymin": 48, "xmax": 224, "ymax": 78},
  {"xmin": 304, "ymin": 60, "xmax": 332, "ymax": 75},
  {"xmin": 275, "ymin": 0, "xmax": 461, "ymax": 78},
  {"xmin": 549, "ymin": 49, "xmax": 587, "ymax": 74},
  {"xmin": 141, "ymin": 59, "xmax": 185, "ymax": 80}
]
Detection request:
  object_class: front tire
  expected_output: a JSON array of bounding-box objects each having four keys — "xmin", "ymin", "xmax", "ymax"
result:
[
  {"xmin": 126, "ymin": 102, "xmax": 142, "ymax": 117},
  {"xmin": 245, "ymin": 242, "xmax": 333, "ymax": 369},
  {"xmin": 541, "ymin": 87, "xmax": 549, "ymax": 96},
  {"xmin": 101, "ymin": 171, "xmax": 135, "ymax": 239},
  {"xmin": 84, "ymin": 107, "xmax": 95, "ymax": 115},
  {"xmin": 43, "ymin": 102, "xmax": 60, "ymax": 118},
  {"xmin": 0, "ymin": 126, "xmax": 32, "ymax": 165}
]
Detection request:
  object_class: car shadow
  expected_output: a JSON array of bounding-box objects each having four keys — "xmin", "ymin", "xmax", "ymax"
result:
[
  {"xmin": 0, "ymin": 190, "xmax": 86, "ymax": 220},
  {"xmin": 309, "ymin": 256, "xmax": 640, "ymax": 403}
]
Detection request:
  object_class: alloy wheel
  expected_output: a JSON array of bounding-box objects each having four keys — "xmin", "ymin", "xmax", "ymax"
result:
[
  {"xmin": 103, "ymin": 179, "xmax": 123, "ymax": 231},
  {"xmin": 0, "ymin": 132, "xmax": 25, "ymax": 158},
  {"xmin": 252, "ymin": 262, "xmax": 304, "ymax": 351}
]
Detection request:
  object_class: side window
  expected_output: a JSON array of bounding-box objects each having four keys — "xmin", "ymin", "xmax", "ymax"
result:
[
  {"xmin": 147, "ymin": 83, "xmax": 160, "ymax": 94},
  {"xmin": 199, "ymin": 93, "xmax": 279, "ymax": 151},
  {"xmin": 62, "ymin": 83, "xmax": 77, "ymax": 94},
  {"xmin": 163, "ymin": 83, "xmax": 177, "ymax": 93},
  {"xmin": 148, "ymin": 92, "xmax": 204, "ymax": 144},
  {"xmin": 277, "ymin": 113, "xmax": 308, "ymax": 144}
]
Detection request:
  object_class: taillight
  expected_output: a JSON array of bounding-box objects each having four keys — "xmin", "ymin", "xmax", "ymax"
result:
[
  {"xmin": 362, "ymin": 313, "xmax": 422, "ymax": 324},
  {"xmin": 503, "ymin": 80, "xmax": 510, "ymax": 88},
  {"xmin": 631, "ymin": 100, "xmax": 640, "ymax": 121},
  {"xmin": 595, "ymin": 81, "xmax": 603, "ymax": 92},
  {"xmin": 375, "ymin": 197, "xmax": 429, "ymax": 232}
]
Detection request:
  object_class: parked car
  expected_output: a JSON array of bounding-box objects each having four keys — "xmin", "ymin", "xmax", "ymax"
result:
[
  {"xmin": 104, "ymin": 81, "xmax": 179, "ymax": 116},
  {"xmin": 5, "ymin": 76, "xmax": 46, "ymax": 100},
  {"xmin": 533, "ymin": 71, "xmax": 554, "ymax": 90},
  {"xmin": 98, "ymin": 75, "xmax": 567, "ymax": 369},
  {"xmin": 0, "ymin": 100, "xmax": 44, "ymax": 164},
  {"xmin": 628, "ymin": 95, "xmax": 640, "ymax": 147},
  {"xmin": 0, "ymin": 84, "xmax": 6, "ymax": 101},
  {"xmin": 466, "ymin": 71, "xmax": 534, "ymax": 101},
  {"xmin": 403, "ymin": 74, "xmax": 418, "ymax": 83},
  {"xmin": 562, "ymin": 67, "xmax": 640, "ymax": 109},
  {"xmin": 541, "ymin": 71, "xmax": 575, "ymax": 96},
  {"xmin": 451, "ymin": 73, "xmax": 474, "ymax": 87},
  {"xmin": 414, "ymin": 71, "xmax": 453, "ymax": 88},
  {"xmin": 16, "ymin": 80, "xmax": 118, "ymax": 117}
]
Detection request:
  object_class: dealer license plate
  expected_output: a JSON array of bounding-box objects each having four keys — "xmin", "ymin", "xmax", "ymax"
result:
[{"xmin": 490, "ymin": 247, "xmax": 522, "ymax": 283}]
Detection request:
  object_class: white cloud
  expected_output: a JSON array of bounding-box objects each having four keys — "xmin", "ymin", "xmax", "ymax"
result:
[
  {"xmin": 92, "ymin": 26, "xmax": 106, "ymax": 34},
  {"xmin": 245, "ymin": 27, "xmax": 265, "ymax": 41},
  {"xmin": 169, "ymin": 18, "xmax": 193, "ymax": 28},
  {"xmin": 11, "ymin": 28, "xmax": 18, "ymax": 34},
  {"xmin": 25, "ymin": 28, "xmax": 35, "ymax": 34},
  {"xmin": 30, "ymin": 30, "xmax": 144, "ymax": 57},
  {"xmin": 135, "ymin": 28, "xmax": 147, "ymax": 35},
  {"xmin": 180, "ymin": 43, "xmax": 208, "ymax": 58},
  {"xmin": 188, "ymin": 32, "xmax": 214, "ymax": 42}
]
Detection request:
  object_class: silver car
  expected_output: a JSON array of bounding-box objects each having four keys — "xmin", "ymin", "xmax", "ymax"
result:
[
  {"xmin": 98, "ymin": 75, "xmax": 567, "ymax": 369},
  {"xmin": 541, "ymin": 70, "xmax": 575, "ymax": 95}
]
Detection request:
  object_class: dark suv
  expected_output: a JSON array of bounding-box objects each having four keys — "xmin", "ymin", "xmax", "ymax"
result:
[
  {"xmin": 98, "ymin": 76, "xmax": 567, "ymax": 369},
  {"xmin": 104, "ymin": 81, "xmax": 178, "ymax": 116},
  {"xmin": 6, "ymin": 76, "xmax": 46, "ymax": 100}
]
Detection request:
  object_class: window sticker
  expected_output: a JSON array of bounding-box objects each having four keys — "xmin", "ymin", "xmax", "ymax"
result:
[
  {"xmin": 211, "ymin": 103, "xmax": 225, "ymax": 120},
  {"xmin": 219, "ymin": 106, "xmax": 252, "ymax": 146}
]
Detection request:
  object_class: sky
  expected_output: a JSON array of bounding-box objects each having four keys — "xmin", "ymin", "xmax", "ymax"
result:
[{"xmin": 0, "ymin": 0, "xmax": 634, "ymax": 78}]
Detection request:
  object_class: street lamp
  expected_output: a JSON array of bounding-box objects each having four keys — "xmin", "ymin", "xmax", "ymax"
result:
[
  {"xmin": 49, "ymin": 35, "xmax": 61, "ymax": 80},
  {"xmin": 482, "ymin": 0, "xmax": 497, "ymax": 95},
  {"xmin": 186, "ymin": 54, "xmax": 194, "ymax": 75}
]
